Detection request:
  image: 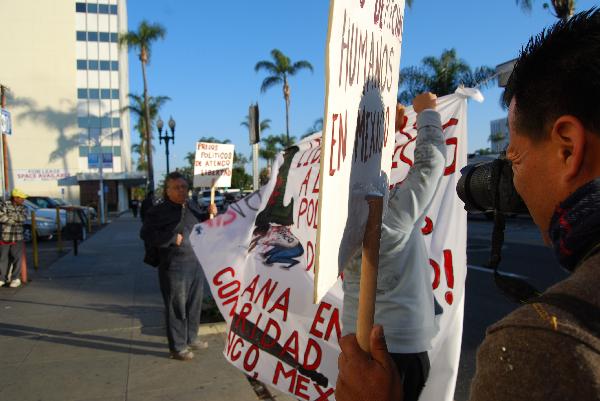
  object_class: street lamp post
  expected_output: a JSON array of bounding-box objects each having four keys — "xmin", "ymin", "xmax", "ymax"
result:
[{"xmin": 157, "ymin": 116, "xmax": 175, "ymax": 174}]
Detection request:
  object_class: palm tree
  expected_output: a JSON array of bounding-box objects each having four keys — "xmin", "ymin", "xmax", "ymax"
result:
[
  {"xmin": 302, "ymin": 118, "xmax": 323, "ymax": 139},
  {"xmin": 259, "ymin": 134, "xmax": 295, "ymax": 167},
  {"xmin": 240, "ymin": 115, "xmax": 272, "ymax": 133},
  {"xmin": 516, "ymin": 0, "xmax": 575, "ymax": 21},
  {"xmin": 123, "ymin": 94, "xmax": 170, "ymax": 171},
  {"xmin": 255, "ymin": 49, "xmax": 313, "ymax": 143},
  {"xmin": 119, "ymin": 20, "xmax": 166, "ymax": 190},
  {"xmin": 398, "ymin": 49, "xmax": 495, "ymax": 104}
]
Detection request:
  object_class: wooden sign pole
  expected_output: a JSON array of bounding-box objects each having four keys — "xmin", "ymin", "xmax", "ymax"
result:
[
  {"xmin": 356, "ymin": 195, "xmax": 384, "ymax": 352},
  {"xmin": 209, "ymin": 181, "xmax": 216, "ymax": 220}
]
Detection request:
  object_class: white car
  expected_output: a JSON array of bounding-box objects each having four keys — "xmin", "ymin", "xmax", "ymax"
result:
[
  {"xmin": 24, "ymin": 215, "xmax": 56, "ymax": 242},
  {"xmin": 23, "ymin": 199, "xmax": 67, "ymax": 227},
  {"xmin": 198, "ymin": 190, "xmax": 226, "ymax": 214}
]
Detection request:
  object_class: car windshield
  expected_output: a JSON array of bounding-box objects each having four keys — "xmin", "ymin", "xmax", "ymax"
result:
[
  {"xmin": 23, "ymin": 199, "xmax": 39, "ymax": 209},
  {"xmin": 30, "ymin": 197, "xmax": 59, "ymax": 208},
  {"xmin": 53, "ymin": 198, "xmax": 68, "ymax": 206},
  {"xmin": 202, "ymin": 191, "xmax": 221, "ymax": 197}
]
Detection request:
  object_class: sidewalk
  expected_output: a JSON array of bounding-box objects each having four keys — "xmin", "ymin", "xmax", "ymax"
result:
[{"xmin": 0, "ymin": 213, "xmax": 293, "ymax": 401}]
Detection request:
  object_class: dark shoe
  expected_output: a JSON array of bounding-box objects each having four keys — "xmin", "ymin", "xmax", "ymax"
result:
[
  {"xmin": 188, "ymin": 340, "xmax": 208, "ymax": 350},
  {"xmin": 169, "ymin": 349, "xmax": 194, "ymax": 361}
]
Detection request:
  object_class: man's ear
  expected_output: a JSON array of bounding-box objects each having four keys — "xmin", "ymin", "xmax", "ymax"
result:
[{"xmin": 550, "ymin": 115, "xmax": 586, "ymax": 182}]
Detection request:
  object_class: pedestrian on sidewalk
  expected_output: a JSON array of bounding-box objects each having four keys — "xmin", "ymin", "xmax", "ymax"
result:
[
  {"xmin": 0, "ymin": 188, "xmax": 28, "ymax": 288},
  {"xmin": 140, "ymin": 172, "xmax": 216, "ymax": 361},
  {"xmin": 129, "ymin": 197, "xmax": 140, "ymax": 218}
]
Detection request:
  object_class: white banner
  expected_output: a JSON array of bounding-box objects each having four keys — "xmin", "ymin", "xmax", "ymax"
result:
[
  {"xmin": 193, "ymin": 142, "xmax": 235, "ymax": 188},
  {"xmin": 316, "ymin": 0, "xmax": 405, "ymax": 302},
  {"xmin": 191, "ymin": 89, "xmax": 480, "ymax": 401}
]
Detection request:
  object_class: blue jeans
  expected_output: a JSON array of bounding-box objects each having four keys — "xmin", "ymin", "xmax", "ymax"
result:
[{"xmin": 158, "ymin": 262, "xmax": 204, "ymax": 353}]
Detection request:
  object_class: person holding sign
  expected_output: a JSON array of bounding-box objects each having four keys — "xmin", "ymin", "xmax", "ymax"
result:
[
  {"xmin": 140, "ymin": 172, "xmax": 215, "ymax": 360},
  {"xmin": 341, "ymin": 93, "xmax": 445, "ymax": 401},
  {"xmin": 338, "ymin": 10, "xmax": 600, "ymax": 401}
]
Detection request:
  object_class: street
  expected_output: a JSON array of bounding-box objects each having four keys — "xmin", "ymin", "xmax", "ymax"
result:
[{"xmin": 455, "ymin": 215, "xmax": 568, "ymax": 400}]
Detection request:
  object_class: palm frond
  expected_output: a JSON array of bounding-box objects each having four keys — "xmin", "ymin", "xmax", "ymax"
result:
[
  {"xmin": 255, "ymin": 61, "xmax": 279, "ymax": 74},
  {"xmin": 289, "ymin": 60, "xmax": 314, "ymax": 75},
  {"xmin": 260, "ymin": 76, "xmax": 283, "ymax": 93}
]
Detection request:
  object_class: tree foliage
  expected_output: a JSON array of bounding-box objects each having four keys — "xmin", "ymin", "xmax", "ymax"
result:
[
  {"xmin": 398, "ymin": 49, "xmax": 495, "ymax": 104},
  {"xmin": 516, "ymin": 0, "xmax": 575, "ymax": 21},
  {"xmin": 255, "ymin": 49, "xmax": 313, "ymax": 142}
]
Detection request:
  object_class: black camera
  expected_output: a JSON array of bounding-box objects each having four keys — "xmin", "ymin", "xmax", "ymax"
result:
[{"xmin": 456, "ymin": 156, "xmax": 529, "ymax": 215}]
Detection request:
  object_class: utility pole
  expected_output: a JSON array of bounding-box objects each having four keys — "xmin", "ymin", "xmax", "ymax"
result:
[
  {"xmin": 249, "ymin": 103, "xmax": 260, "ymax": 191},
  {"xmin": 0, "ymin": 85, "xmax": 9, "ymax": 199}
]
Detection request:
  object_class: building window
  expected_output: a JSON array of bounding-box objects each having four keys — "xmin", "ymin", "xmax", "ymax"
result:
[
  {"xmin": 111, "ymin": 61, "xmax": 119, "ymax": 71},
  {"xmin": 78, "ymin": 117, "xmax": 88, "ymax": 128},
  {"xmin": 88, "ymin": 60, "xmax": 99, "ymax": 70},
  {"xmin": 113, "ymin": 146, "xmax": 121, "ymax": 156},
  {"xmin": 89, "ymin": 89, "xmax": 100, "ymax": 99},
  {"xmin": 76, "ymin": 60, "xmax": 87, "ymax": 70},
  {"xmin": 111, "ymin": 89, "xmax": 120, "ymax": 99},
  {"xmin": 98, "ymin": 4, "xmax": 109, "ymax": 14},
  {"xmin": 87, "ymin": 32, "xmax": 98, "ymax": 41},
  {"xmin": 77, "ymin": 89, "xmax": 87, "ymax": 99},
  {"xmin": 76, "ymin": 31, "xmax": 86, "ymax": 41},
  {"xmin": 87, "ymin": 3, "xmax": 98, "ymax": 13},
  {"xmin": 110, "ymin": 33, "xmax": 118, "ymax": 43},
  {"xmin": 100, "ymin": 61, "xmax": 110, "ymax": 71},
  {"xmin": 112, "ymin": 117, "xmax": 121, "ymax": 127},
  {"xmin": 100, "ymin": 89, "xmax": 111, "ymax": 99},
  {"xmin": 110, "ymin": 5, "xmax": 118, "ymax": 14},
  {"xmin": 75, "ymin": 3, "xmax": 86, "ymax": 13},
  {"xmin": 99, "ymin": 32, "xmax": 110, "ymax": 42}
]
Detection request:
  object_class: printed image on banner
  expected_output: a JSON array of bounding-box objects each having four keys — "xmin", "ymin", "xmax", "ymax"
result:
[
  {"xmin": 315, "ymin": 0, "xmax": 406, "ymax": 302},
  {"xmin": 191, "ymin": 89, "xmax": 480, "ymax": 401},
  {"xmin": 194, "ymin": 142, "xmax": 235, "ymax": 188}
]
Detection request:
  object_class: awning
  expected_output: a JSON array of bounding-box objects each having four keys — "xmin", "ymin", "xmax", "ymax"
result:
[{"xmin": 76, "ymin": 171, "xmax": 147, "ymax": 185}]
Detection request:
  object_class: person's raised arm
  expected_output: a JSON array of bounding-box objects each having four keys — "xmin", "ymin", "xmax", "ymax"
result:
[{"xmin": 386, "ymin": 92, "xmax": 446, "ymax": 232}]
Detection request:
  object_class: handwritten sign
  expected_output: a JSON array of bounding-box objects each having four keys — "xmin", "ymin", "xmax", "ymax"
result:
[
  {"xmin": 193, "ymin": 142, "xmax": 235, "ymax": 188},
  {"xmin": 315, "ymin": 0, "xmax": 405, "ymax": 302},
  {"xmin": 189, "ymin": 90, "xmax": 476, "ymax": 401}
]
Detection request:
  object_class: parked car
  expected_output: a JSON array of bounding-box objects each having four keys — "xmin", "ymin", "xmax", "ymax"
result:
[
  {"xmin": 27, "ymin": 196, "xmax": 94, "ymax": 226},
  {"xmin": 23, "ymin": 199, "xmax": 67, "ymax": 227},
  {"xmin": 23, "ymin": 214, "xmax": 56, "ymax": 242},
  {"xmin": 197, "ymin": 190, "xmax": 226, "ymax": 213},
  {"xmin": 52, "ymin": 197, "xmax": 97, "ymax": 220}
]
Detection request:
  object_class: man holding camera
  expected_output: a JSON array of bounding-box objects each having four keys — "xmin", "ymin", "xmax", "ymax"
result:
[{"xmin": 336, "ymin": 9, "xmax": 600, "ymax": 401}]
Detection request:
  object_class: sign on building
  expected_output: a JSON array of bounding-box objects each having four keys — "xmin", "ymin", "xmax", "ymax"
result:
[
  {"xmin": 193, "ymin": 142, "xmax": 235, "ymax": 188},
  {"xmin": 0, "ymin": 109, "xmax": 12, "ymax": 135},
  {"xmin": 88, "ymin": 153, "xmax": 113, "ymax": 169},
  {"xmin": 314, "ymin": 0, "xmax": 406, "ymax": 301}
]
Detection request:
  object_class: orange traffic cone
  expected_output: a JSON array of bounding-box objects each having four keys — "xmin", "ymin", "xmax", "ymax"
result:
[{"xmin": 20, "ymin": 242, "xmax": 28, "ymax": 283}]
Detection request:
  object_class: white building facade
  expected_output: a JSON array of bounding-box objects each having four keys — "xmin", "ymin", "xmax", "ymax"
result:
[
  {"xmin": 0, "ymin": 0, "xmax": 141, "ymax": 212},
  {"xmin": 489, "ymin": 117, "xmax": 509, "ymax": 154}
]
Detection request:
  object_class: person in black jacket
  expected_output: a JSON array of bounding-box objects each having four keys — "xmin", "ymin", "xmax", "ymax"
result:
[
  {"xmin": 140, "ymin": 191, "xmax": 154, "ymax": 222},
  {"xmin": 140, "ymin": 172, "xmax": 215, "ymax": 360}
]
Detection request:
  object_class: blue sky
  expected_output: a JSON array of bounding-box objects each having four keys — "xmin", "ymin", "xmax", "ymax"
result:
[{"xmin": 125, "ymin": 0, "xmax": 597, "ymax": 179}]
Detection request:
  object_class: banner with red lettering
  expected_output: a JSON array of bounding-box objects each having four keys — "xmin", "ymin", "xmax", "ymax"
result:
[{"xmin": 191, "ymin": 88, "xmax": 482, "ymax": 401}]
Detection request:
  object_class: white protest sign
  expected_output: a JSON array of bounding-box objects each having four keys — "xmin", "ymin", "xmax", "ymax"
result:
[
  {"xmin": 193, "ymin": 142, "xmax": 235, "ymax": 188},
  {"xmin": 315, "ymin": 0, "xmax": 406, "ymax": 302},
  {"xmin": 190, "ymin": 90, "xmax": 477, "ymax": 401}
]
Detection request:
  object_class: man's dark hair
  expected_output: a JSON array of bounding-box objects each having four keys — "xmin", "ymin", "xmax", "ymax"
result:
[
  {"xmin": 163, "ymin": 171, "xmax": 187, "ymax": 199},
  {"xmin": 503, "ymin": 8, "xmax": 600, "ymax": 141}
]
